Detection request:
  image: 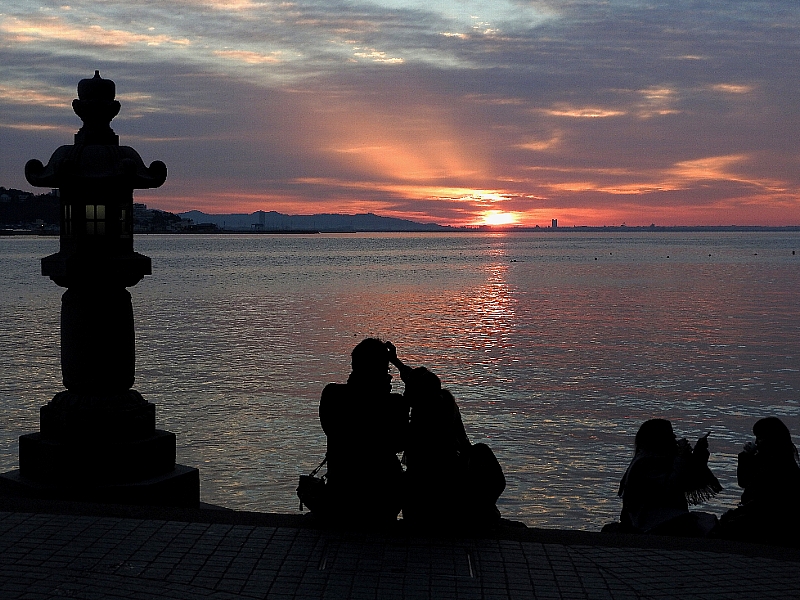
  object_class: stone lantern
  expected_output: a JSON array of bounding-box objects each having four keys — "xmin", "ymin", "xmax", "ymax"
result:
[{"xmin": 0, "ymin": 72, "xmax": 199, "ymax": 506}]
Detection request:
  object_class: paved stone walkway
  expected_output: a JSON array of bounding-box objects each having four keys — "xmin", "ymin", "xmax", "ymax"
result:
[{"xmin": 1, "ymin": 510, "xmax": 799, "ymax": 599}]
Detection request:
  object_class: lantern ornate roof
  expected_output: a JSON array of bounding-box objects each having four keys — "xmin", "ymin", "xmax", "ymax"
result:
[
  {"xmin": 25, "ymin": 71, "xmax": 167, "ymax": 190},
  {"xmin": 25, "ymin": 72, "xmax": 167, "ymax": 288}
]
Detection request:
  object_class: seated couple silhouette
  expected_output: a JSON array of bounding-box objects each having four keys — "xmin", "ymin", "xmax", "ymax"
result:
[
  {"xmin": 608, "ymin": 417, "xmax": 800, "ymax": 545},
  {"xmin": 308, "ymin": 338, "xmax": 505, "ymax": 530}
]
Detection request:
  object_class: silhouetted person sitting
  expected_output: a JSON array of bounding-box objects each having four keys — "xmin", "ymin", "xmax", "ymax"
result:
[
  {"xmin": 388, "ymin": 343, "xmax": 505, "ymax": 529},
  {"xmin": 318, "ymin": 338, "xmax": 409, "ymax": 527},
  {"xmin": 715, "ymin": 417, "xmax": 800, "ymax": 545},
  {"xmin": 614, "ymin": 419, "xmax": 721, "ymax": 536}
]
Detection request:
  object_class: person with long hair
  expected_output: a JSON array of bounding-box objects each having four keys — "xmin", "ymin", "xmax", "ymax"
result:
[
  {"xmin": 615, "ymin": 419, "xmax": 722, "ymax": 536},
  {"xmin": 387, "ymin": 343, "xmax": 506, "ymax": 529},
  {"xmin": 715, "ymin": 417, "xmax": 800, "ymax": 543}
]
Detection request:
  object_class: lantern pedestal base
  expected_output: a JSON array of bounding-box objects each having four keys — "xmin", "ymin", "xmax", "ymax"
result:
[
  {"xmin": 40, "ymin": 389, "xmax": 156, "ymax": 442},
  {"xmin": 19, "ymin": 430, "xmax": 177, "ymax": 483},
  {"xmin": 8, "ymin": 389, "xmax": 200, "ymax": 508},
  {"xmin": 10, "ymin": 412, "xmax": 200, "ymax": 507},
  {"xmin": 0, "ymin": 465, "xmax": 199, "ymax": 508}
]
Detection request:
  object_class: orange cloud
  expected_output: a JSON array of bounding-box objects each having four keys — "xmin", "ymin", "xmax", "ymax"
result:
[
  {"xmin": 0, "ymin": 84, "xmax": 70, "ymax": 108},
  {"xmin": 670, "ymin": 154, "xmax": 786, "ymax": 191},
  {"xmin": 213, "ymin": 49, "xmax": 284, "ymax": 64},
  {"xmin": 709, "ymin": 83, "xmax": 753, "ymax": 94},
  {"xmin": 542, "ymin": 105, "xmax": 625, "ymax": 118},
  {"xmin": 670, "ymin": 154, "xmax": 746, "ymax": 180},
  {"xmin": 636, "ymin": 86, "xmax": 680, "ymax": 118},
  {"xmin": 351, "ymin": 47, "xmax": 404, "ymax": 63},
  {"xmin": 525, "ymin": 154, "xmax": 788, "ymax": 201},
  {"xmin": 1, "ymin": 16, "xmax": 191, "ymax": 47},
  {"xmin": 188, "ymin": 0, "xmax": 268, "ymax": 9},
  {"xmin": 306, "ymin": 99, "xmax": 484, "ymax": 183},
  {"xmin": 517, "ymin": 134, "xmax": 562, "ymax": 151},
  {"xmin": 0, "ymin": 123, "xmax": 72, "ymax": 133}
]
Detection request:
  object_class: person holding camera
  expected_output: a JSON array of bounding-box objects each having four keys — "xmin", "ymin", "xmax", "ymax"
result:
[
  {"xmin": 318, "ymin": 338, "xmax": 409, "ymax": 527},
  {"xmin": 715, "ymin": 417, "xmax": 800, "ymax": 543}
]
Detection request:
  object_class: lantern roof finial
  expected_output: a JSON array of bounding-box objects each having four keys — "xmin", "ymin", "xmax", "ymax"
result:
[{"xmin": 77, "ymin": 70, "xmax": 116, "ymax": 105}]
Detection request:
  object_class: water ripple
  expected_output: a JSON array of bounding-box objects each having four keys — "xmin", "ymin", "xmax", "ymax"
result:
[{"xmin": 1, "ymin": 232, "xmax": 798, "ymax": 530}]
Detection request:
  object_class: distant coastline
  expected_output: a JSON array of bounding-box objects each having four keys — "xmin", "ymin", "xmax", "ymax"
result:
[
  {"xmin": 2, "ymin": 186, "xmax": 800, "ymax": 234},
  {"xmin": 5, "ymin": 224, "xmax": 800, "ymax": 237},
  {"xmin": 171, "ymin": 210, "xmax": 800, "ymax": 234}
]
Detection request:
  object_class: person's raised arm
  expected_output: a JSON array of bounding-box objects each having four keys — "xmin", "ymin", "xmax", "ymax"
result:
[{"xmin": 386, "ymin": 341, "xmax": 412, "ymax": 381}]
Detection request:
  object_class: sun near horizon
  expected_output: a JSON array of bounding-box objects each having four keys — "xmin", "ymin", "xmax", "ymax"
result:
[{"xmin": 479, "ymin": 211, "xmax": 519, "ymax": 227}]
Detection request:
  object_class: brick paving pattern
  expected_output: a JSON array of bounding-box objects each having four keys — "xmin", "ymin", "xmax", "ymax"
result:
[{"xmin": 0, "ymin": 511, "xmax": 798, "ymax": 599}]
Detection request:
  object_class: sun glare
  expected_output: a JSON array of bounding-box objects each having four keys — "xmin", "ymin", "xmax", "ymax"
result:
[{"xmin": 481, "ymin": 211, "xmax": 517, "ymax": 226}]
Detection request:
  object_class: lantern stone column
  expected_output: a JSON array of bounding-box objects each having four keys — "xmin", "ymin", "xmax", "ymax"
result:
[{"xmin": 0, "ymin": 72, "xmax": 199, "ymax": 507}]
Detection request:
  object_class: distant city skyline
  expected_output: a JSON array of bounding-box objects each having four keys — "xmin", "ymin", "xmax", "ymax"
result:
[{"xmin": 2, "ymin": 1, "xmax": 799, "ymax": 227}]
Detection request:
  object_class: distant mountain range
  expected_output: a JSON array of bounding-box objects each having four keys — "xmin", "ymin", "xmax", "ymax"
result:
[
  {"xmin": 178, "ymin": 210, "xmax": 452, "ymax": 232},
  {"xmin": 5, "ymin": 185, "xmax": 800, "ymax": 234}
]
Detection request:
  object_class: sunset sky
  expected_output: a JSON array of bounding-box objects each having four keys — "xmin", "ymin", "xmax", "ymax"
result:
[{"xmin": 1, "ymin": 1, "xmax": 799, "ymax": 227}]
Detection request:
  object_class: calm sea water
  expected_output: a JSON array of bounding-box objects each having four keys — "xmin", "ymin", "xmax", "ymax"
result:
[{"xmin": 1, "ymin": 231, "xmax": 799, "ymax": 530}]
